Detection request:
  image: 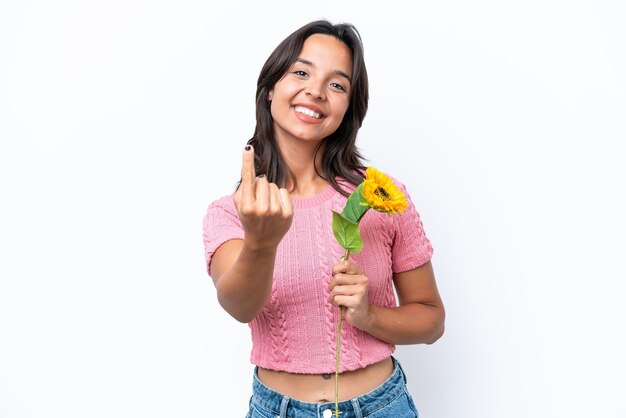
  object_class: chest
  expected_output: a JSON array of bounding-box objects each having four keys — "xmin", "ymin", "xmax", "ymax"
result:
[{"xmin": 271, "ymin": 205, "xmax": 396, "ymax": 307}]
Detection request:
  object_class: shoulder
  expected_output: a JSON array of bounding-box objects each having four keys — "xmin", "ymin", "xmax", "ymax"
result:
[
  {"xmin": 333, "ymin": 168, "xmax": 367, "ymax": 194},
  {"xmin": 206, "ymin": 193, "xmax": 236, "ymax": 212},
  {"xmin": 203, "ymin": 193, "xmax": 239, "ymax": 225}
]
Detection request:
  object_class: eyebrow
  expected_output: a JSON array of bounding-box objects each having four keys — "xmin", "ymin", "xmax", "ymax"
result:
[{"xmin": 296, "ymin": 58, "xmax": 352, "ymax": 84}]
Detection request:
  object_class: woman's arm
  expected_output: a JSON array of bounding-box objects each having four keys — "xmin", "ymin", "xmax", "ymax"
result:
[
  {"xmin": 210, "ymin": 240, "xmax": 277, "ymax": 323},
  {"xmin": 329, "ymin": 260, "xmax": 445, "ymax": 344},
  {"xmin": 210, "ymin": 146, "xmax": 293, "ymax": 323}
]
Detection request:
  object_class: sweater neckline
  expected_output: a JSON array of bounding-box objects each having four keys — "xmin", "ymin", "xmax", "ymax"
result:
[{"xmin": 291, "ymin": 184, "xmax": 337, "ymax": 209}]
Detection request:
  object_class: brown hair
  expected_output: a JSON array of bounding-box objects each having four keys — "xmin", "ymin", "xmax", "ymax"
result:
[{"xmin": 246, "ymin": 20, "xmax": 369, "ymax": 196}]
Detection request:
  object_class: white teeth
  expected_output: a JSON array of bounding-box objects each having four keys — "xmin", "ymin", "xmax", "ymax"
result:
[{"xmin": 294, "ymin": 105, "xmax": 321, "ymax": 119}]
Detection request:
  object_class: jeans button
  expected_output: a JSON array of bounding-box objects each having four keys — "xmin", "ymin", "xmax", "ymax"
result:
[{"xmin": 323, "ymin": 409, "xmax": 333, "ymax": 418}]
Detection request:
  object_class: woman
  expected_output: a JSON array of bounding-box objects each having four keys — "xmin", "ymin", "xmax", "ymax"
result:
[{"xmin": 203, "ymin": 20, "xmax": 445, "ymax": 417}]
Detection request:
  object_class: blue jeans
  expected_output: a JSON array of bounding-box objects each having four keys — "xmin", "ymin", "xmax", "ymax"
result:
[{"xmin": 246, "ymin": 357, "xmax": 419, "ymax": 418}]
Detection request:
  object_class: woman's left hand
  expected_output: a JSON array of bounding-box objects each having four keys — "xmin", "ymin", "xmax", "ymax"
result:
[{"xmin": 329, "ymin": 259, "xmax": 370, "ymax": 330}]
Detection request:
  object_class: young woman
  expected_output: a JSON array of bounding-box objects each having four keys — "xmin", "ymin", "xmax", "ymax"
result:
[{"xmin": 203, "ymin": 20, "xmax": 445, "ymax": 418}]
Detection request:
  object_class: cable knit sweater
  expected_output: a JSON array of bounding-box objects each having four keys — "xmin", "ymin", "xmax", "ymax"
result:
[{"xmin": 202, "ymin": 178, "xmax": 433, "ymax": 374}]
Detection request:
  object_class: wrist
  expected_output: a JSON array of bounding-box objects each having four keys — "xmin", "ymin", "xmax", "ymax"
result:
[
  {"xmin": 366, "ymin": 305, "xmax": 377, "ymax": 331},
  {"xmin": 353, "ymin": 304, "xmax": 376, "ymax": 333},
  {"xmin": 242, "ymin": 237, "xmax": 279, "ymax": 254}
]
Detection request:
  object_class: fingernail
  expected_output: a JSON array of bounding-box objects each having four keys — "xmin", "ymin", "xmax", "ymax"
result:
[{"xmin": 244, "ymin": 145, "xmax": 251, "ymax": 151}]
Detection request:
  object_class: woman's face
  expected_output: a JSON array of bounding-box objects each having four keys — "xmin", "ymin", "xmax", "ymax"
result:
[{"xmin": 269, "ymin": 34, "xmax": 353, "ymax": 146}]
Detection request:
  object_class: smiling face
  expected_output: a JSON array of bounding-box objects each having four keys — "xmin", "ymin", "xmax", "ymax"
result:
[{"xmin": 268, "ymin": 34, "xmax": 353, "ymax": 146}]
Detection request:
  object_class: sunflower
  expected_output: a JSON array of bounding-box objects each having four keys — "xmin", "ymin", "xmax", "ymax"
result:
[{"xmin": 361, "ymin": 167, "xmax": 408, "ymax": 214}]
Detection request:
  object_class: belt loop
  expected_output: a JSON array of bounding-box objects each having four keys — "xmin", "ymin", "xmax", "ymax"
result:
[
  {"xmin": 393, "ymin": 356, "xmax": 408, "ymax": 384},
  {"xmin": 279, "ymin": 395, "xmax": 290, "ymax": 418},
  {"xmin": 351, "ymin": 398, "xmax": 363, "ymax": 418}
]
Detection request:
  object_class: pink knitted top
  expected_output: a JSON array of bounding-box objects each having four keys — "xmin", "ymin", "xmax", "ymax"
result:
[{"xmin": 202, "ymin": 178, "xmax": 433, "ymax": 374}]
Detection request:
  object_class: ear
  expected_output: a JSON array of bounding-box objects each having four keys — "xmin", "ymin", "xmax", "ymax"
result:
[{"xmin": 267, "ymin": 89, "xmax": 273, "ymax": 101}]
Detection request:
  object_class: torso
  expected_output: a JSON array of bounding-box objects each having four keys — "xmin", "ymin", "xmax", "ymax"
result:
[
  {"xmin": 237, "ymin": 182, "xmax": 399, "ymax": 374},
  {"xmin": 257, "ymin": 356, "xmax": 394, "ymax": 402}
]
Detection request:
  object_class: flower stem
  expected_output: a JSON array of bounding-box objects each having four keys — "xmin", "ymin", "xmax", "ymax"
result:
[{"xmin": 335, "ymin": 249, "xmax": 350, "ymax": 417}]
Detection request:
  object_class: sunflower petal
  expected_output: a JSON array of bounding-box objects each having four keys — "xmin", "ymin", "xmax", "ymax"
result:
[{"xmin": 362, "ymin": 167, "xmax": 408, "ymax": 214}]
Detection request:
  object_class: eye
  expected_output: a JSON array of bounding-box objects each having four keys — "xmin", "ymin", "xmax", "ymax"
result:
[
  {"xmin": 293, "ymin": 70, "xmax": 308, "ymax": 77},
  {"xmin": 330, "ymin": 82, "xmax": 347, "ymax": 92}
]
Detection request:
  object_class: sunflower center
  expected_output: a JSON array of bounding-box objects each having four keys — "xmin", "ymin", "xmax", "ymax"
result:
[{"xmin": 374, "ymin": 187, "xmax": 390, "ymax": 200}]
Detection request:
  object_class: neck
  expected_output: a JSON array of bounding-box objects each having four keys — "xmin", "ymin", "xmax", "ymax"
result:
[{"xmin": 276, "ymin": 139, "xmax": 327, "ymax": 197}]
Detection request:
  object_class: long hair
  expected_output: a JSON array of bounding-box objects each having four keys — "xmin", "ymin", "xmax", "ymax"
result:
[{"xmin": 246, "ymin": 20, "xmax": 369, "ymax": 196}]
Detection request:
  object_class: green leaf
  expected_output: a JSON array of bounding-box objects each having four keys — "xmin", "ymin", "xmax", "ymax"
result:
[
  {"xmin": 341, "ymin": 183, "xmax": 369, "ymax": 224},
  {"xmin": 332, "ymin": 211, "xmax": 363, "ymax": 254}
]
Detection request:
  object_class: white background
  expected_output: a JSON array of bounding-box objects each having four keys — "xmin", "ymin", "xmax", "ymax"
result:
[{"xmin": 1, "ymin": 1, "xmax": 625, "ymax": 417}]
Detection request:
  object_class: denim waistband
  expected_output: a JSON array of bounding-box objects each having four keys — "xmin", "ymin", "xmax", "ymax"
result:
[{"xmin": 251, "ymin": 357, "xmax": 408, "ymax": 418}]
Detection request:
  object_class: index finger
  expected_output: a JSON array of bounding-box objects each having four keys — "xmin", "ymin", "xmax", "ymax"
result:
[{"xmin": 240, "ymin": 145, "xmax": 256, "ymax": 204}]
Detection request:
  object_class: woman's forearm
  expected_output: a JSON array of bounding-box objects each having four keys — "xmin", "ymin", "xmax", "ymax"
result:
[
  {"xmin": 215, "ymin": 242, "xmax": 277, "ymax": 323},
  {"xmin": 361, "ymin": 303, "xmax": 445, "ymax": 345}
]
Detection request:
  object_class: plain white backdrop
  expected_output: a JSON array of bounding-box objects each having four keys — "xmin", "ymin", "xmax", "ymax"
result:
[{"xmin": 1, "ymin": 1, "xmax": 625, "ymax": 417}]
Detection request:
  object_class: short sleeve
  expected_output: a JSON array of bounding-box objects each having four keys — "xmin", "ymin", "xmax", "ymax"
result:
[
  {"xmin": 202, "ymin": 195, "xmax": 244, "ymax": 275},
  {"xmin": 391, "ymin": 181, "xmax": 433, "ymax": 273}
]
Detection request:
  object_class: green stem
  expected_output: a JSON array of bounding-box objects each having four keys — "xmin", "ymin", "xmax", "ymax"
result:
[{"xmin": 335, "ymin": 248, "xmax": 350, "ymax": 417}]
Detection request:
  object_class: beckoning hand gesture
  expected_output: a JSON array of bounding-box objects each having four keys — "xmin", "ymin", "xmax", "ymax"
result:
[{"xmin": 233, "ymin": 145, "xmax": 294, "ymax": 251}]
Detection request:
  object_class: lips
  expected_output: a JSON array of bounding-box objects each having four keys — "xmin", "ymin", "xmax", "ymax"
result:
[{"xmin": 293, "ymin": 105, "xmax": 324, "ymax": 119}]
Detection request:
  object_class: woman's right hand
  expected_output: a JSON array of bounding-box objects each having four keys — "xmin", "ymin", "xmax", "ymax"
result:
[{"xmin": 233, "ymin": 145, "xmax": 293, "ymax": 251}]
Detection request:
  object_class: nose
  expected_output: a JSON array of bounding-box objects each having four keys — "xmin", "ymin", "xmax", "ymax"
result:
[{"xmin": 305, "ymin": 80, "xmax": 325, "ymax": 100}]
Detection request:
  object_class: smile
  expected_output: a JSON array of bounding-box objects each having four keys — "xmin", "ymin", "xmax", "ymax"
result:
[{"xmin": 294, "ymin": 105, "xmax": 322, "ymax": 119}]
